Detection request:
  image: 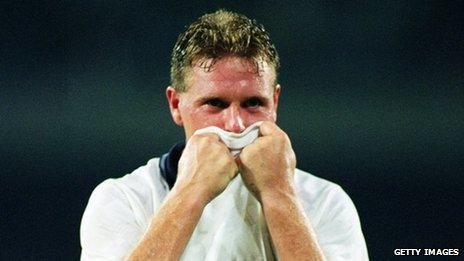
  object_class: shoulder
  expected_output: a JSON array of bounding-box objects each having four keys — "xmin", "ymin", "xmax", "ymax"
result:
[
  {"xmin": 293, "ymin": 169, "xmax": 350, "ymax": 219},
  {"xmin": 293, "ymin": 168, "xmax": 361, "ymax": 229},
  {"xmin": 88, "ymin": 158, "xmax": 167, "ymax": 209},
  {"xmin": 293, "ymin": 169, "xmax": 369, "ymax": 260},
  {"xmin": 85, "ymin": 157, "xmax": 168, "ymax": 218},
  {"xmin": 80, "ymin": 158, "xmax": 169, "ymax": 258},
  {"xmin": 114, "ymin": 157, "xmax": 169, "ymax": 201}
]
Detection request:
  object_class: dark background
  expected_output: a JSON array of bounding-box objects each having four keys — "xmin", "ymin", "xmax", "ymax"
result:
[{"xmin": 1, "ymin": 1, "xmax": 463, "ymax": 260}]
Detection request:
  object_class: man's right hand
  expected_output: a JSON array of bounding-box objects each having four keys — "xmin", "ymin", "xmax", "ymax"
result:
[
  {"xmin": 128, "ymin": 133, "xmax": 237, "ymax": 260},
  {"xmin": 174, "ymin": 133, "xmax": 238, "ymax": 203}
]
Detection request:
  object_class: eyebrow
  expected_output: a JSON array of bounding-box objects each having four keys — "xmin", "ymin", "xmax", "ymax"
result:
[
  {"xmin": 196, "ymin": 96, "xmax": 225, "ymax": 104},
  {"xmin": 196, "ymin": 95, "xmax": 269, "ymax": 104}
]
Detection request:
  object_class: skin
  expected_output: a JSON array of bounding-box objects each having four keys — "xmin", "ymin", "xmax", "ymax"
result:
[
  {"xmin": 168, "ymin": 56, "xmax": 280, "ymax": 138},
  {"xmin": 128, "ymin": 56, "xmax": 325, "ymax": 260}
]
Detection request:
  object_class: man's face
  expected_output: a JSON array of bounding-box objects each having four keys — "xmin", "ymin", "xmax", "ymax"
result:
[{"xmin": 167, "ymin": 56, "xmax": 281, "ymax": 139}]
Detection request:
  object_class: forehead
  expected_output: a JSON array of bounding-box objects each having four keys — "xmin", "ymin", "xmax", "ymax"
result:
[{"xmin": 185, "ymin": 56, "xmax": 275, "ymax": 96}]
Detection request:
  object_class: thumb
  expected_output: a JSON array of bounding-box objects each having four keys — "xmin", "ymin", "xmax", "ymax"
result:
[{"xmin": 259, "ymin": 121, "xmax": 280, "ymax": 136}]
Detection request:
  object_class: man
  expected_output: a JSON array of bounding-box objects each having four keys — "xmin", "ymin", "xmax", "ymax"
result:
[{"xmin": 80, "ymin": 10, "xmax": 368, "ymax": 260}]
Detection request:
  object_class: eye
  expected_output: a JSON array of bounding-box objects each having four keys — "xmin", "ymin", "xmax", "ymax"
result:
[
  {"xmin": 205, "ymin": 98, "xmax": 228, "ymax": 108},
  {"xmin": 244, "ymin": 97, "xmax": 263, "ymax": 108}
]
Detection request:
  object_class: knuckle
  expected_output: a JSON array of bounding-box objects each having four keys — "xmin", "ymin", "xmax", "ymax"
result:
[
  {"xmin": 194, "ymin": 133, "xmax": 215, "ymax": 140},
  {"xmin": 190, "ymin": 134, "xmax": 204, "ymax": 144},
  {"xmin": 204, "ymin": 134, "xmax": 216, "ymax": 140},
  {"xmin": 276, "ymin": 131, "xmax": 290, "ymax": 143},
  {"xmin": 276, "ymin": 131, "xmax": 286, "ymax": 139},
  {"xmin": 266, "ymin": 121, "xmax": 279, "ymax": 130},
  {"xmin": 226, "ymin": 156, "xmax": 235, "ymax": 166},
  {"xmin": 198, "ymin": 135, "xmax": 215, "ymax": 145},
  {"xmin": 262, "ymin": 121, "xmax": 272, "ymax": 128}
]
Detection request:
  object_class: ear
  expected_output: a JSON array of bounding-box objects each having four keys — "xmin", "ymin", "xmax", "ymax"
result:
[
  {"xmin": 272, "ymin": 84, "xmax": 281, "ymax": 121},
  {"xmin": 166, "ymin": 86, "xmax": 183, "ymax": 126}
]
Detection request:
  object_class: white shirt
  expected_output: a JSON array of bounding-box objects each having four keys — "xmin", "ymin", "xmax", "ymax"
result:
[{"xmin": 80, "ymin": 158, "xmax": 369, "ymax": 260}]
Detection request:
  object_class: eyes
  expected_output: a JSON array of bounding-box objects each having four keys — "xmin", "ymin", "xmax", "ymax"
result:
[
  {"xmin": 244, "ymin": 97, "xmax": 262, "ymax": 108},
  {"xmin": 205, "ymin": 98, "xmax": 228, "ymax": 108},
  {"xmin": 204, "ymin": 97, "xmax": 264, "ymax": 109}
]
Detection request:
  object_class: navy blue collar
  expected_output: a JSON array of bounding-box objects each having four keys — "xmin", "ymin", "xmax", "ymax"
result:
[{"xmin": 159, "ymin": 142, "xmax": 185, "ymax": 189}]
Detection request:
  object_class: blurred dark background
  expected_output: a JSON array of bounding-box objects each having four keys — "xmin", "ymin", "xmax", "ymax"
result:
[{"xmin": 1, "ymin": 1, "xmax": 463, "ymax": 259}]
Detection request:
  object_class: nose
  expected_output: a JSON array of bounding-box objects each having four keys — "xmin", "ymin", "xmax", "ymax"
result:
[{"xmin": 223, "ymin": 105, "xmax": 246, "ymax": 133}]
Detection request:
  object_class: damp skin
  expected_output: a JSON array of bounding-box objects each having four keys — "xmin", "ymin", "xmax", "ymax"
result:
[{"xmin": 176, "ymin": 56, "xmax": 280, "ymax": 139}]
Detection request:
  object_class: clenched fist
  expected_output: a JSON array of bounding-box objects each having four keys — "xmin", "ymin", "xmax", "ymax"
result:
[
  {"xmin": 173, "ymin": 133, "xmax": 239, "ymax": 203},
  {"xmin": 237, "ymin": 121, "xmax": 297, "ymax": 202}
]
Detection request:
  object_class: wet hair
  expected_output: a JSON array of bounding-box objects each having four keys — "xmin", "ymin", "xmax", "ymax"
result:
[{"xmin": 170, "ymin": 9, "xmax": 280, "ymax": 92}]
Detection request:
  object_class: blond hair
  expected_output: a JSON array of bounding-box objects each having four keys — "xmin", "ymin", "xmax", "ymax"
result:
[{"xmin": 170, "ymin": 10, "xmax": 280, "ymax": 92}]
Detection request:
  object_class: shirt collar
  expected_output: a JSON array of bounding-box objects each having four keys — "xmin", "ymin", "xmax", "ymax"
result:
[{"xmin": 159, "ymin": 141, "xmax": 185, "ymax": 189}]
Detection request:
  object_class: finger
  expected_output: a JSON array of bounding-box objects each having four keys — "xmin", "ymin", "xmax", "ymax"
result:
[
  {"xmin": 259, "ymin": 121, "xmax": 282, "ymax": 136},
  {"xmin": 193, "ymin": 132, "xmax": 220, "ymax": 142},
  {"xmin": 235, "ymin": 155, "xmax": 243, "ymax": 167},
  {"xmin": 232, "ymin": 162, "xmax": 239, "ymax": 176}
]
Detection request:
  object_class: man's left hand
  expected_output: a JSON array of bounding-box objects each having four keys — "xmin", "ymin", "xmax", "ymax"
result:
[{"xmin": 237, "ymin": 121, "xmax": 297, "ymax": 202}]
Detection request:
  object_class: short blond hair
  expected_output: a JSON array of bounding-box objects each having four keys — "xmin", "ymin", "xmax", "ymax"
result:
[{"xmin": 170, "ymin": 10, "xmax": 280, "ymax": 92}]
